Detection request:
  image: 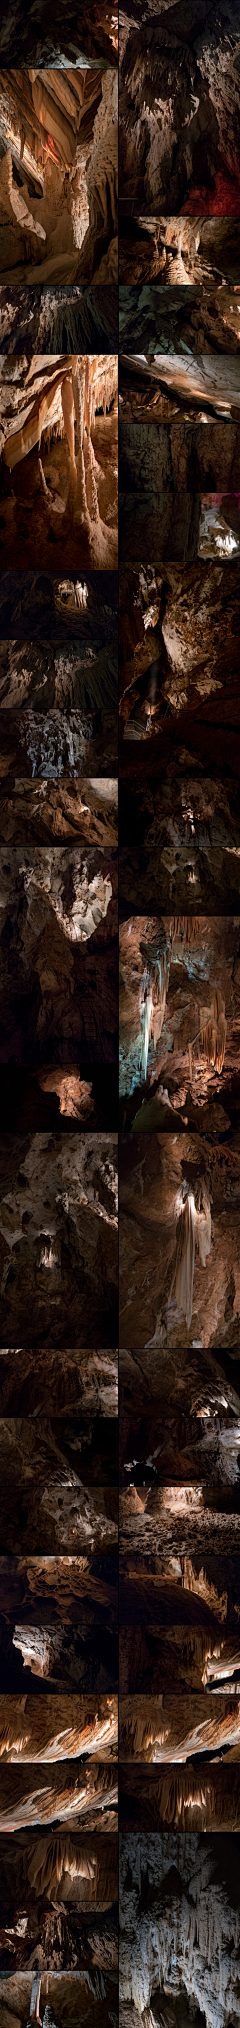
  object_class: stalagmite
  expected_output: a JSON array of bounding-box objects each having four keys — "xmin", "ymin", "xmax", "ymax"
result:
[
  {"xmin": 171, "ymin": 1194, "xmax": 196, "ymax": 1334},
  {"xmin": 140, "ymin": 992, "xmax": 153, "ymax": 1081}
]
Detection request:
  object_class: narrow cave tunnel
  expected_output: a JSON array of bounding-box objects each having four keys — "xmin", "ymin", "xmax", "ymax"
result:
[
  {"xmin": 0, "ymin": 355, "xmax": 118, "ymax": 570},
  {"xmin": 119, "ymin": 215, "xmax": 240, "ymax": 289},
  {"xmin": 0, "ymin": 65, "xmax": 118, "ymax": 285}
]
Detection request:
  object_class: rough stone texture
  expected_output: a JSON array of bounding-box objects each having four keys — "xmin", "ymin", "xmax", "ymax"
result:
[
  {"xmin": 119, "ymin": 1130, "xmax": 240, "ymax": 1349},
  {"xmin": 120, "ymin": 1550, "xmax": 240, "ymax": 1631},
  {"xmin": 0, "ymin": 1692, "xmax": 118, "ymax": 1759},
  {"xmin": 0, "ymin": 68, "xmax": 118, "ymax": 285},
  {"xmin": 0, "ymin": 1066, "xmax": 118, "ymax": 1133},
  {"xmin": 0, "ymin": 1552, "xmax": 118, "ymax": 1631},
  {"xmin": 119, "ymin": 914, "xmax": 240, "ymax": 1130},
  {"xmin": 0, "ymin": 4, "xmax": 118, "ymax": 66},
  {"xmin": 119, "ymin": 216, "xmax": 240, "ymax": 289},
  {"xmin": 0, "ymin": 1417, "xmax": 118, "ymax": 1556},
  {"xmin": 0, "ymin": 1970, "xmax": 118, "ymax": 2025},
  {"xmin": 0, "ymin": 285, "xmax": 118, "ymax": 352},
  {"xmin": 0, "ymin": 1348, "xmax": 118, "ymax": 1418},
  {"xmin": 119, "ymin": 277, "xmax": 240, "ymax": 355},
  {"xmin": 0, "ymin": 847, "xmax": 118, "ymax": 1063},
  {"xmin": 0, "ymin": 354, "xmax": 118, "ymax": 570},
  {"xmin": 0, "ymin": 1133, "xmax": 118, "ymax": 1345},
  {"xmin": 119, "ymin": 487, "xmax": 201, "ymax": 563},
  {"xmin": 119, "ymin": 2, "xmax": 240, "ymax": 215},
  {"xmin": 0, "ymin": 776, "xmax": 118, "ymax": 846},
  {"xmin": 119, "ymin": 1832, "xmax": 240, "ymax": 2023},
  {"xmin": 0, "ymin": 1825, "xmax": 118, "ymax": 1970},
  {"xmin": 0, "ymin": 567, "xmax": 118, "ymax": 638},
  {"xmin": 119, "ymin": 563, "xmax": 240, "ymax": 724},
  {"xmin": 120, "ymin": 1689, "xmax": 240, "ymax": 1760},
  {"xmin": 0, "ymin": 1760, "xmax": 118, "ymax": 1828}
]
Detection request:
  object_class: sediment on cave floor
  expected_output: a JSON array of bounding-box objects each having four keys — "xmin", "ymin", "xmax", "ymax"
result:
[
  {"xmin": 0, "ymin": 67, "xmax": 118, "ymax": 285},
  {"xmin": 0, "ymin": 1348, "xmax": 118, "ymax": 1417},
  {"xmin": 120, "ymin": 1831, "xmax": 240, "ymax": 2024},
  {"xmin": 0, "ymin": 355, "xmax": 118, "ymax": 569},
  {"xmin": 119, "ymin": 216, "xmax": 240, "ymax": 289},
  {"xmin": 0, "ymin": 1133, "xmax": 118, "ymax": 1345},
  {"xmin": 0, "ymin": 283, "xmax": 118, "ymax": 352},
  {"xmin": 119, "ymin": 914, "xmax": 240, "ymax": 1133},
  {"xmin": 119, "ymin": 0, "xmax": 240, "ymax": 217},
  {"xmin": 119, "ymin": 1130, "xmax": 240, "ymax": 1350},
  {"xmin": 0, "ymin": 848, "xmax": 118, "ymax": 1064}
]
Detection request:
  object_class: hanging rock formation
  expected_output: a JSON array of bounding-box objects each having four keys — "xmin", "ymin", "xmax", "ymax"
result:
[
  {"xmin": 0, "ymin": 67, "xmax": 118, "ymax": 284},
  {"xmin": 0, "ymin": 1133, "xmax": 118, "ymax": 1344}
]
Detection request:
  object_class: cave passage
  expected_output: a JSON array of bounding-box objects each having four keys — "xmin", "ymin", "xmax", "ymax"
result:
[
  {"xmin": 0, "ymin": 64, "xmax": 118, "ymax": 286},
  {"xmin": 0, "ymin": 354, "xmax": 118, "ymax": 570}
]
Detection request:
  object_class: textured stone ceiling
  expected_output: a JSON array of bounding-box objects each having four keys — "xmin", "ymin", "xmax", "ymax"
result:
[
  {"xmin": 119, "ymin": 913, "xmax": 240, "ymax": 1130},
  {"xmin": 119, "ymin": 1130, "xmax": 240, "ymax": 1349},
  {"xmin": 0, "ymin": 1133, "xmax": 118, "ymax": 1344},
  {"xmin": 119, "ymin": 1, "xmax": 240, "ymax": 218}
]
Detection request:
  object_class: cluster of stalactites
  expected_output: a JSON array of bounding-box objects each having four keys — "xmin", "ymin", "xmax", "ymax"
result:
[{"xmin": 171, "ymin": 916, "xmax": 201, "ymax": 943}]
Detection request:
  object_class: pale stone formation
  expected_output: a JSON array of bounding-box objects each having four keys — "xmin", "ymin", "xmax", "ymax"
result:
[
  {"xmin": 0, "ymin": 68, "xmax": 118, "ymax": 284},
  {"xmin": 119, "ymin": 1833, "xmax": 240, "ymax": 2024}
]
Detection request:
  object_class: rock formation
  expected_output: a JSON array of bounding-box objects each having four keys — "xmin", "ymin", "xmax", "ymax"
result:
[
  {"xmin": 119, "ymin": 215, "xmax": 240, "ymax": 288},
  {"xmin": 119, "ymin": 1832, "xmax": 240, "ymax": 2023},
  {"xmin": 119, "ymin": 914, "xmax": 240, "ymax": 1132},
  {"xmin": 0, "ymin": 1347, "xmax": 118, "ymax": 1417},
  {"xmin": 119, "ymin": 1, "xmax": 240, "ymax": 216},
  {"xmin": 0, "ymin": 354, "xmax": 118, "ymax": 569},
  {"xmin": 0, "ymin": 1133, "xmax": 118, "ymax": 1344},
  {"xmin": 0, "ymin": 1970, "xmax": 118, "ymax": 2025},
  {"xmin": 119, "ymin": 1130, "xmax": 240, "ymax": 1348},
  {"xmin": 0, "ymin": 848, "xmax": 118, "ymax": 1062},
  {"xmin": 0, "ymin": 4, "xmax": 118, "ymax": 67},
  {"xmin": 0, "ymin": 280, "xmax": 118, "ymax": 351},
  {"xmin": 0, "ymin": 1416, "xmax": 118, "ymax": 1555},
  {"xmin": 119, "ymin": 563, "xmax": 240, "ymax": 905},
  {"xmin": 0, "ymin": 67, "xmax": 118, "ymax": 284}
]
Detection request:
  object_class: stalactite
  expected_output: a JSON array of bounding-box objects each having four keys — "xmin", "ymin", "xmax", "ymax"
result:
[
  {"xmin": 200, "ymin": 989, "xmax": 227, "ymax": 1073},
  {"xmin": 169, "ymin": 1183, "xmax": 212, "ymax": 1329}
]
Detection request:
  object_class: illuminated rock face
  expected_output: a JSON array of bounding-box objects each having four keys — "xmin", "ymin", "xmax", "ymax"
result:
[
  {"xmin": 119, "ymin": 914, "xmax": 239, "ymax": 1131},
  {"xmin": 120, "ymin": 1833, "xmax": 240, "ymax": 2025},
  {"xmin": 119, "ymin": 4, "xmax": 240, "ymax": 216},
  {"xmin": 0, "ymin": 1133, "xmax": 118, "ymax": 1344},
  {"xmin": 0, "ymin": 1416, "xmax": 118, "ymax": 1555},
  {"xmin": 0, "ymin": 354, "xmax": 118, "ymax": 569},
  {"xmin": 0, "ymin": 69, "xmax": 118, "ymax": 284},
  {"xmin": 119, "ymin": 1132, "xmax": 240, "ymax": 1350}
]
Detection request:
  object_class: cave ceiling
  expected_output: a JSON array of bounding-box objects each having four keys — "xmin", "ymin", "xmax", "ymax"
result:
[
  {"xmin": 119, "ymin": 215, "xmax": 240, "ymax": 287},
  {"xmin": 0, "ymin": 353, "xmax": 118, "ymax": 569},
  {"xmin": 119, "ymin": 1, "xmax": 240, "ymax": 218},
  {"xmin": 0, "ymin": 66, "xmax": 118, "ymax": 286},
  {"xmin": 0, "ymin": 1132, "xmax": 118, "ymax": 1345}
]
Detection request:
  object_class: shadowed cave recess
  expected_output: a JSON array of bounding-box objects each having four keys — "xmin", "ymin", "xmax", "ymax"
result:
[{"xmin": 0, "ymin": 355, "xmax": 118, "ymax": 570}]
